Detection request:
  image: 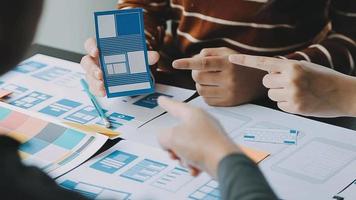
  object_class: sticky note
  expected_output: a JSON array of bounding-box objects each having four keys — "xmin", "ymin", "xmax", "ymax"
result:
[
  {"xmin": 243, "ymin": 128, "xmax": 299, "ymax": 145},
  {"xmin": 63, "ymin": 122, "xmax": 120, "ymax": 138},
  {"xmin": 239, "ymin": 145, "xmax": 270, "ymax": 163},
  {"xmin": 94, "ymin": 9, "xmax": 154, "ymax": 98}
]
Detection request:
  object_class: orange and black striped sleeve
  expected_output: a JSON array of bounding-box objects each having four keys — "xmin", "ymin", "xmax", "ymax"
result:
[{"xmin": 285, "ymin": 0, "xmax": 356, "ymax": 75}]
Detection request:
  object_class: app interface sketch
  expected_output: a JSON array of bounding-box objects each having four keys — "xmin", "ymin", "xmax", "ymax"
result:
[{"xmin": 95, "ymin": 9, "xmax": 153, "ymax": 98}]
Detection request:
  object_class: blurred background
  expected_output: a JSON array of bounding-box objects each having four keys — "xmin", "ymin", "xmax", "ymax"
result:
[{"xmin": 35, "ymin": 0, "xmax": 117, "ymax": 54}]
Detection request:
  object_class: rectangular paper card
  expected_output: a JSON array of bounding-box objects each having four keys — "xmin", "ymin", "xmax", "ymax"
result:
[
  {"xmin": 243, "ymin": 128, "xmax": 299, "ymax": 145},
  {"xmin": 94, "ymin": 9, "xmax": 154, "ymax": 98}
]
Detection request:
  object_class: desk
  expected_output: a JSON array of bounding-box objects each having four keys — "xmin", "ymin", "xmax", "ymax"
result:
[{"xmin": 27, "ymin": 44, "xmax": 356, "ymax": 132}]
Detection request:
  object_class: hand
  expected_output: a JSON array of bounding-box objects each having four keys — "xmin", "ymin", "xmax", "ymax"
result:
[
  {"xmin": 80, "ymin": 37, "xmax": 160, "ymax": 96},
  {"xmin": 172, "ymin": 47, "xmax": 266, "ymax": 106},
  {"xmin": 229, "ymin": 54, "xmax": 356, "ymax": 117},
  {"xmin": 158, "ymin": 96, "xmax": 240, "ymax": 178}
]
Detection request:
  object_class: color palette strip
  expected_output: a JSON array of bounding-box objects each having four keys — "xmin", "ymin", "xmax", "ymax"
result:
[{"xmin": 0, "ymin": 105, "xmax": 94, "ymax": 173}]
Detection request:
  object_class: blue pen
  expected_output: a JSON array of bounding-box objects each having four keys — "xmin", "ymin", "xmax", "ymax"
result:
[{"xmin": 80, "ymin": 79, "xmax": 111, "ymax": 128}]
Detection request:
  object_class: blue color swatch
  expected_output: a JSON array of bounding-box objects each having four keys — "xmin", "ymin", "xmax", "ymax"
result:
[
  {"xmin": 95, "ymin": 9, "xmax": 154, "ymax": 98},
  {"xmin": 133, "ymin": 93, "xmax": 173, "ymax": 109},
  {"xmin": 0, "ymin": 107, "xmax": 11, "ymax": 120},
  {"xmin": 53, "ymin": 129, "xmax": 86, "ymax": 150},
  {"xmin": 20, "ymin": 137, "xmax": 49, "ymax": 154},
  {"xmin": 39, "ymin": 99, "xmax": 82, "ymax": 117},
  {"xmin": 90, "ymin": 150, "xmax": 138, "ymax": 174},
  {"xmin": 10, "ymin": 91, "xmax": 52, "ymax": 109},
  {"xmin": 120, "ymin": 159, "xmax": 167, "ymax": 182}
]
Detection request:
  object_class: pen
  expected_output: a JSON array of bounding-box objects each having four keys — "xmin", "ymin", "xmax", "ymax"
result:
[{"xmin": 80, "ymin": 79, "xmax": 111, "ymax": 128}]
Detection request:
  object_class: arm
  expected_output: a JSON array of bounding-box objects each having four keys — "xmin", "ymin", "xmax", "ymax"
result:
[
  {"xmin": 157, "ymin": 97, "xmax": 278, "ymax": 199},
  {"xmin": 118, "ymin": 0, "xmax": 170, "ymax": 50},
  {"xmin": 284, "ymin": 0, "xmax": 356, "ymax": 75},
  {"xmin": 0, "ymin": 136, "xmax": 88, "ymax": 200},
  {"xmin": 229, "ymin": 54, "xmax": 356, "ymax": 117},
  {"xmin": 218, "ymin": 154, "xmax": 277, "ymax": 200}
]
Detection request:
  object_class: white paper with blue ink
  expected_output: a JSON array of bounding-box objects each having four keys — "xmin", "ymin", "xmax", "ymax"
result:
[{"xmin": 95, "ymin": 9, "xmax": 154, "ymax": 98}]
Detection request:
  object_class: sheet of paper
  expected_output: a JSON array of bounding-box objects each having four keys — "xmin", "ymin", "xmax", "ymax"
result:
[
  {"xmin": 126, "ymin": 97, "xmax": 356, "ymax": 200},
  {"xmin": 334, "ymin": 180, "xmax": 356, "ymax": 199},
  {"xmin": 95, "ymin": 9, "xmax": 154, "ymax": 98},
  {"xmin": 0, "ymin": 54, "xmax": 195, "ymax": 138},
  {"xmin": 242, "ymin": 128, "xmax": 299, "ymax": 145},
  {"xmin": 0, "ymin": 101, "xmax": 107, "ymax": 178},
  {"xmin": 57, "ymin": 140, "xmax": 219, "ymax": 199}
]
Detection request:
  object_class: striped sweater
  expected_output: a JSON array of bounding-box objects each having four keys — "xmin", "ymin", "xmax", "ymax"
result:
[{"xmin": 118, "ymin": 0, "xmax": 356, "ymax": 75}]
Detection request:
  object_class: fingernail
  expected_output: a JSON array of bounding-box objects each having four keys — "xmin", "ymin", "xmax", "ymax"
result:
[{"xmin": 172, "ymin": 60, "xmax": 184, "ymax": 68}]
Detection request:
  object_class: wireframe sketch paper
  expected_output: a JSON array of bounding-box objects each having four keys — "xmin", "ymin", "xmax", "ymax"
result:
[
  {"xmin": 0, "ymin": 54, "xmax": 195, "ymax": 138},
  {"xmin": 127, "ymin": 97, "xmax": 356, "ymax": 200},
  {"xmin": 94, "ymin": 9, "xmax": 154, "ymax": 98}
]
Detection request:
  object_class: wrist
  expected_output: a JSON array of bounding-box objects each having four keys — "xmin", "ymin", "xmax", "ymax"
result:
[
  {"xmin": 204, "ymin": 139, "xmax": 241, "ymax": 178},
  {"xmin": 335, "ymin": 75, "xmax": 356, "ymax": 117}
]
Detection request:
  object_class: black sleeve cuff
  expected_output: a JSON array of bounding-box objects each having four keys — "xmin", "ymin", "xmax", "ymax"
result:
[{"xmin": 0, "ymin": 136, "xmax": 21, "ymax": 152}]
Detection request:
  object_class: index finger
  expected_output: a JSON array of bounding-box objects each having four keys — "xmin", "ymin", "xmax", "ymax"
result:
[
  {"xmin": 229, "ymin": 54, "xmax": 290, "ymax": 73},
  {"xmin": 172, "ymin": 56, "xmax": 225, "ymax": 71},
  {"xmin": 84, "ymin": 38, "xmax": 99, "ymax": 57},
  {"xmin": 158, "ymin": 96, "xmax": 191, "ymax": 119}
]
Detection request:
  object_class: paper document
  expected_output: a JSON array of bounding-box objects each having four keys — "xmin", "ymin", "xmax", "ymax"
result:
[
  {"xmin": 95, "ymin": 9, "xmax": 154, "ymax": 98},
  {"xmin": 0, "ymin": 54, "xmax": 195, "ymax": 138},
  {"xmin": 127, "ymin": 97, "xmax": 356, "ymax": 200},
  {"xmin": 57, "ymin": 140, "xmax": 219, "ymax": 199},
  {"xmin": 0, "ymin": 101, "xmax": 107, "ymax": 178}
]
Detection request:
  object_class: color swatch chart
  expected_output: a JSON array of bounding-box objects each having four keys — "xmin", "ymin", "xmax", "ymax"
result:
[{"xmin": 0, "ymin": 103, "xmax": 107, "ymax": 177}]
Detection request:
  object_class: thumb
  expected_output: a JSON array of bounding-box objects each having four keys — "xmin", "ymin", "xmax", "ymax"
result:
[
  {"xmin": 148, "ymin": 51, "xmax": 160, "ymax": 65},
  {"xmin": 158, "ymin": 96, "xmax": 191, "ymax": 120}
]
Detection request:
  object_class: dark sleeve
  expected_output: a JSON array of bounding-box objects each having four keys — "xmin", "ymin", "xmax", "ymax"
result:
[
  {"xmin": 218, "ymin": 153, "xmax": 278, "ymax": 200},
  {"xmin": 0, "ymin": 136, "xmax": 88, "ymax": 200},
  {"xmin": 283, "ymin": 0, "xmax": 356, "ymax": 75}
]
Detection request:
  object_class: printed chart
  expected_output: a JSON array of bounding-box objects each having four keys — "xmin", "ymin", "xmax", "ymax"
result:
[{"xmin": 0, "ymin": 102, "xmax": 107, "ymax": 177}]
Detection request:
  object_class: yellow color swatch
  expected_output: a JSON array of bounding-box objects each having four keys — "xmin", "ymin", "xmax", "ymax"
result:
[{"xmin": 63, "ymin": 122, "xmax": 120, "ymax": 138}]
